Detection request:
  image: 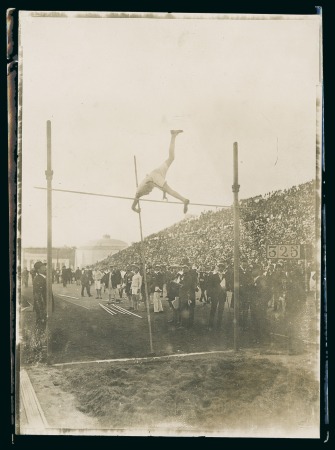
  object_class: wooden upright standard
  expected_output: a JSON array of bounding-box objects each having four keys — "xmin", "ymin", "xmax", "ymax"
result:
[
  {"xmin": 45, "ymin": 120, "xmax": 53, "ymax": 360},
  {"xmin": 232, "ymin": 142, "xmax": 240, "ymax": 351}
]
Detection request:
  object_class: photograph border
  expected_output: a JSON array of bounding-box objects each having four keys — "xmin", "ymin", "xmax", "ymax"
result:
[{"xmin": 6, "ymin": 0, "xmax": 330, "ymax": 446}]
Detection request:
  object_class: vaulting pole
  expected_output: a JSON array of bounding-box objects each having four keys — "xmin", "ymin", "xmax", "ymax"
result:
[
  {"xmin": 133, "ymin": 156, "xmax": 154, "ymax": 354},
  {"xmin": 45, "ymin": 120, "xmax": 53, "ymax": 361},
  {"xmin": 232, "ymin": 142, "xmax": 240, "ymax": 351}
]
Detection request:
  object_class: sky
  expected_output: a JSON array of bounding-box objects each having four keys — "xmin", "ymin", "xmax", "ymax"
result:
[{"xmin": 19, "ymin": 12, "xmax": 321, "ymax": 248}]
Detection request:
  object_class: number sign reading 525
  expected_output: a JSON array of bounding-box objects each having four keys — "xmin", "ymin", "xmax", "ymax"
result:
[{"xmin": 267, "ymin": 244, "xmax": 300, "ymax": 259}]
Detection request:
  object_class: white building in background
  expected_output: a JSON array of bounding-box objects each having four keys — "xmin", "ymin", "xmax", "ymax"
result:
[
  {"xmin": 22, "ymin": 247, "xmax": 76, "ymax": 270},
  {"xmin": 75, "ymin": 235, "xmax": 128, "ymax": 268}
]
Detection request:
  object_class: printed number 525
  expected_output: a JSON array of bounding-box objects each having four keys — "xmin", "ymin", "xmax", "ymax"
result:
[{"xmin": 268, "ymin": 245, "xmax": 277, "ymax": 258}]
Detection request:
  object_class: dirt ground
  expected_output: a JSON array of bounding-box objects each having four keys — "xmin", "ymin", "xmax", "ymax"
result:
[
  {"xmin": 23, "ymin": 350, "xmax": 319, "ymax": 437},
  {"xmin": 19, "ymin": 283, "xmax": 318, "ymax": 364},
  {"xmin": 18, "ymin": 283, "xmax": 320, "ymax": 437}
]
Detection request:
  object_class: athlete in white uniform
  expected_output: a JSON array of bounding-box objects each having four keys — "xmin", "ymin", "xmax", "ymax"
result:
[{"xmin": 132, "ymin": 130, "xmax": 190, "ymax": 214}]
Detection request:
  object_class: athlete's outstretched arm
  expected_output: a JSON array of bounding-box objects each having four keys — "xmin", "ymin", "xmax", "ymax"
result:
[
  {"xmin": 131, "ymin": 196, "xmax": 141, "ymax": 213},
  {"xmin": 132, "ymin": 179, "xmax": 154, "ymax": 213}
]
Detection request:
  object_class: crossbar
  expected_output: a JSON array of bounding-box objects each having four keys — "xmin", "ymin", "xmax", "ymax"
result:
[{"xmin": 34, "ymin": 186, "xmax": 232, "ymax": 209}]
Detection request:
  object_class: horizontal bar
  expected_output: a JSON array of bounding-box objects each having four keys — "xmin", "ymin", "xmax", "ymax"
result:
[{"xmin": 34, "ymin": 186, "xmax": 232, "ymax": 209}]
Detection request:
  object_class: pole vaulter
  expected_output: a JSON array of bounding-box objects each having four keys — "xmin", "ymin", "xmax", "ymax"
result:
[{"xmin": 131, "ymin": 130, "xmax": 189, "ymax": 214}]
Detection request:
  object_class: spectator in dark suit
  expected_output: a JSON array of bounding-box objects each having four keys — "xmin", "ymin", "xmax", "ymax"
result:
[
  {"xmin": 250, "ymin": 264, "xmax": 272, "ymax": 344},
  {"xmin": 75, "ymin": 267, "xmax": 82, "ymax": 286},
  {"xmin": 188, "ymin": 265, "xmax": 198, "ymax": 327},
  {"xmin": 102, "ymin": 266, "xmax": 112, "ymax": 302},
  {"xmin": 207, "ymin": 262, "xmax": 226, "ymax": 331},
  {"xmin": 111, "ymin": 267, "xmax": 122, "ymax": 303},
  {"xmin": 179, "ymin": 264, "xmax": 196, "ymax": 329},
  {"xmin": 87, "ymin": 267, "xmax": 94, "ymax": 286},
  {"xmin": 198, "ymin": 266, "xmax": 208, "ymax": 303},
  {"xmin": 152, "ymin": 265, "xmax": 164, "ymax": 292},
  {"xmin": 81, "ymin": 269, "xmax": 92, "ymax": 297},
  {"xmin": 167, "ymin": 268, "xmax": 182, "ymax": 326},
  {"xmin": 123, "ymin": 267, "xmax": 134, "ymax": 304},
  {"xmin": 272, "ymin": 263, "xmax": 286, "ymax": 311},
  {"xmin": 69, "ymin": 267, "xmax": 75, "ymax": 284},
  {"xmin": 189, "ymin": 264, "xmax": 198, "ymax": 307},
  {"xmin": 165, "ymin": 266, "xmax": 174, "ymax": 298},
  {"xmin": 103, "ymin": 266, "xmax": 122, "ymax": 304},
  {"xmin": 61, "ymin": 265, "xmax": 67, "ymax": 287},
  {"xmin": 239, "ymin": 259, "xmax": 254, "ymax": 330},
  {"xmin": 32, "ymin": 261, "xmax": 54, "ymax": 348}
]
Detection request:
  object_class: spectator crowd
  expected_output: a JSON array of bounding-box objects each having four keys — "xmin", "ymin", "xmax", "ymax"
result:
[
  {"xmin": 26, "ymin": 180, "xmax": 318, "ymax": 355},
  {"xmin": 103, "ymin": 181, "xmax": 316, "ymax": 270}
]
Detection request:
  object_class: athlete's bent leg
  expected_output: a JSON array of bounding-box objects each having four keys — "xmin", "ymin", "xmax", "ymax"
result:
[
  {"xmin": 166, "ymin": 130, "xmax": 183, "ymax": 167},
  {"xmin": 163, "ymin": 183, "xmax": 189, "ymax": 213}
]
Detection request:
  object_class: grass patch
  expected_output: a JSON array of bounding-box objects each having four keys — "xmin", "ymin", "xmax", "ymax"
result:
[{"xmin": 58, "ymin": 353, "xmax": 318, "ymax": 434}]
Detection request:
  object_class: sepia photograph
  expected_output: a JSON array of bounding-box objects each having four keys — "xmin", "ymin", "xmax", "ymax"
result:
[{"xmin": 13, "ymin": 10, "xmax": 323, "ymax": 438}]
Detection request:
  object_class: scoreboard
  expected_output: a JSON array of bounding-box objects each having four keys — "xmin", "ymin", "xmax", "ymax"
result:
[{"xmin": 266, "ymin": 244, "xmax": 301, "ymax": 259}]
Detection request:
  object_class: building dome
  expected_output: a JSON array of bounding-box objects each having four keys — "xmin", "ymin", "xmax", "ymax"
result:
[
  {"xmin": 83, "ymin": 235, "xmax": 128, "ymax": 250},
  {"xmin": 75, "ymin": 235, "xmax": 128, "ymax": 268}
]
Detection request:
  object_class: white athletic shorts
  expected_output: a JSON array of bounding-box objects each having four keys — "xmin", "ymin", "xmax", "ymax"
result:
[
  {"xmin": 136, "ymin": 162, "xmax": 168, "ymax": 196},
  {"xmin": 150, "ymin": 161, "xmax": 168, "ymax": 188}
]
